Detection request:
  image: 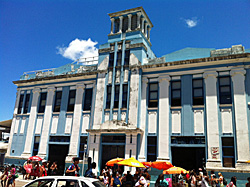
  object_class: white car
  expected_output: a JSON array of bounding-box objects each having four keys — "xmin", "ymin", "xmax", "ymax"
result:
[{"xmin": 23, "ymin": 176, "xmax": 105, "ymax": 187}]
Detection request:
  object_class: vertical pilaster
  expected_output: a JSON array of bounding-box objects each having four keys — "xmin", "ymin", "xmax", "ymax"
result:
[
  {"xmin": 203, "ymin": 71, "xmax": 222, "ymax": 168},
  {"xmin": 157, "ymin": 75, "xmax": 171, "ymax": 161},
  {"xmin": 138, "ymin": 77, "xmax": 148, "ymax": 162},
  {"xmin": 6, "ymin": 89, "xmax": 21, "ymax": 156},
  {"xmin": 119, "ymin": 16, "xmax": 123, "ymax": 33},
  {"xmin": 21, "ymin": 87, "xmax": 41, "ymax": 157},
  {"xmin": 88, "ymin": 133, "xmax": 100, "ymax": 169},
  {"xmin": 127, "ymin": 14, "xmax": 132, "ymax": 31},
  {"xmin": 67, "ymin": 83, "xmax": 85, "ymax": 160},
  {"xmin": 144, "ymin": 24, "xmax": 148, "ymax": 37},
  {"xmin": 38, "ymin": 86, "xmax": 55, "ymax": 157},
  {"xmin": 137, "ymin": 12, "xmax": 141, "ymax": 29},
  {"xmin": 230, "ymin": 68, "xmax": 250, "ymax": 167},
  {"xmin": 141, "ymin": 18, "xmax": 145, "ymax": 33},
  {"xmin": 110, "ymin": 18, "xmax": 114, "ymax": 34}
]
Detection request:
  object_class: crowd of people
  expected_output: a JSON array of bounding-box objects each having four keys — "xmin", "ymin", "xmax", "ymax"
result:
[{"xmin": 0, "ymin": 164, "xmax": 17, "ymax": 187}]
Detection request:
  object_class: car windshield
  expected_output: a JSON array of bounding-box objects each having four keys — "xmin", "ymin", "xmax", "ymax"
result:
[
  {"xmin": 92, "ymin": 181, "xmax": 105, "ymax": 187},
  {"xmin": 26, "ymin": 179, "xmax": 54, "ymax": 187}
]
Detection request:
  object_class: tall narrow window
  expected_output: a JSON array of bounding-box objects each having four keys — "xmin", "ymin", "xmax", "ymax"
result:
[
  {"xmin": 131, "ymin": 15, "xmax": 137, "ymax": 30},
  {"xmin": 148, "ymin": 83, "xmax": 158, "ymax": 108},
  {"xmin": 53, "ymin": 91, "xmax": 62, "ymax": 112},
  {"xmin": 32, "ymin": 136, "xmax": 40, "ymax": 156},
  {"xmin": 122, "ymin": 84, "xmax": 128, "ymax": 108},
  {"xmin": 17, "ymin": 94, "xmax": 24, "ymax": 114},
  {"xmin": 23, "ymin": 94, "xmax": 30, "ymax": 114},
  {"xmin": 219, "ymin": 76, "xmax": 232, "ymax": 104},
  {"xmin": 114, "ymin": 85, "xmax": 120, "ymax": 108},
  {"xmin": 147, "ymin": 136, "xmax": 157, "ymax": 162},
  {"xmin": 222, "ymin": 137, "xmax": 235, "ymax": 167},
  {"xmin": 79, "ymin": 136, "xmax": 87, "ymax": 159},
  {"xmin": 124, "ymin": 50, "xmax": 130, "ymax": 66},
  {"xmin": 83, "ymin": 88, "xmax": 93, "ymax": 111},
  {"xmin": 116, "ymin": 51, "xmax": 122, "ymax": 66},
  {"xmin": 171, "ymin": 81, "xmax": 181, "ymax": 106},
  {"xmin": 114, "ymin": 19, "xmax": 120, "ymax": 33},
  {"xmin": 67, "ymin": 90, "xmax": 76, "ymax": 112},
  {"xmin": 122, "ymin": 16, "xmax": 128, "ymax": 33},
  {"xmin": 193, "ymin": 79, "xmax": 204, "ymax": 105},
  {"xmin": 38, "ymin": 93, "xmax": 47, "ymax": 113},
  {"xmin": 109, "ymin": 53, "xmax": 114, "ymax": 67},
  {"xmin": 106, "ymin": 85, "xmax": 112, "ymax": 109}
]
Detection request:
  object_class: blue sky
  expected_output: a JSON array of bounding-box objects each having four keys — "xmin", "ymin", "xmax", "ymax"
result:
[{"xmin": 0, "ymin": 0, "xmax": 250, "ymax": 121}]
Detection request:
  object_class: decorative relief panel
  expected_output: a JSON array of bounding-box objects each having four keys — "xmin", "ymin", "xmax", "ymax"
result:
[
  {"xmin": 51, "ymin": 115, "xmax": 59, "ymax": 134},
  {"xmin": 121, "ymin": 112, "xmax": 126, "ymax": 121},
  {"xmin": 14, "ymin": 117, "xmax": 20, "ymax": 134},
  {"xmin": 221, "ymin": 108, "xmax": 233, "ymax": 134},
  {"xmin": 171, "ymin": 110, "xmax": 181, "ymax": 134},
  {"xmin": 105, "ymin": 112, "xmax": 109, "ymax": 122},
  {"xmin": 20, "ymin": 117, "xmax": 26, "ymax": 134},
  {"xmin": 65, "ymin": 115, "xmax": 73, "ymax": 134},
  {"xmin": 82, "ymin": 114, "xmax": 90, "ymax": 133},
  {"xmin": 113, "ymin": 112, "xmax": 118, "ymax": 121},
  {"xmin": 35, "ymin": 116, "xmax": 43, "ymax": 134},
  {"xmin": 194, "ymin": 110, "xmax": 204, "ymax": 134},
  {"xmin": 148, "ymin": 111, "xmax": 157, "ymax": 134}
]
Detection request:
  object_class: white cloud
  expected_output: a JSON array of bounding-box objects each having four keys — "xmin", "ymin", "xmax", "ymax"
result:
[
  {"xmin": 57, "ymin": 38, "xmax": 98, "ymax": 61},
  {"xmin": 184, "ymin": 17, "xmax": 198, "ymax": 28}
]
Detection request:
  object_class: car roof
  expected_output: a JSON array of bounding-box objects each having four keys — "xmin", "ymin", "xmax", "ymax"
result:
[{"xmin": 35, "ymin": 176, "xmax": 99, "ymax": 182}]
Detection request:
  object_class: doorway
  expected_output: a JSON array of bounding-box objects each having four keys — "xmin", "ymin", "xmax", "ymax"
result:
[
  {"xmin": 48, "ymin": 144, "xmax": 69, "ymax": 175},
  {"xmin": 171, "ymin": 147, "xmax": 205, "ymax": 171}
]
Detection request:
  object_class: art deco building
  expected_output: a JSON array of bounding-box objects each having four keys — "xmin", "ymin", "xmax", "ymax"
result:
[{"xmin": 6, "ymin": 7, "xmax": 250, "ymax": 179}]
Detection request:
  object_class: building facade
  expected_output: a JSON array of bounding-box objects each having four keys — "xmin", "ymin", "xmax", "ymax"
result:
[{"xmin": 6, "ymin": 7, "xmax": 250, "ymax": 176}]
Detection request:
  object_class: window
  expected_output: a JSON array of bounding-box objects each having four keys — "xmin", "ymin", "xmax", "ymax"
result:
[
  {"xmin": 53, "ymin": 91, "xmax": 62, "ymax": 112},
  {"xmin": 106, "ymin": 85, "xmax": 112, "ymax": 109},
  {"xmin": 17, "ymin": 94, "xmax": 24, "ymax": 114},
  {"xmin": 38, "ymin": 93, "xmax": 47, "ymax": 113},
  {"xmin": 122, "ymin": 16, "xmax": 128, "ymax": 33},
  {"xmin": 148, "ymin": 83, "xmax": 158, "ymax": 108},
  {"xmin": 57, "ymin": 180, "xmax": 79, "ymax": 187},
  {"xmin": 122, "ymin": 84, "xmax": 128, "ymax": 108},
  {"xmin": 23, "ymin": 94, "xmax": 30, "ymax": 114},
  {"xmin": 67, "ymin": 90, "xmax": 76, "ymax": 112},
  {"xmin": 219, "ymin": 76, "xmax": 232, "ymax": 104},
  {"xmin": 114, "ymin": 85, "xmax": 120, "ymax": 108},
  {"xmin": 83, "ymin": 88, "xmax": 93, "ymax": 111},
  {"xmin": 114, "ymin": 19, "xmax": 120, "ymax": 33},
  {"xmin": 79, "ymin": 136, "xmax": 87, "ymax": 159},
  {"xmin": 222, "ymin": 137, "xmax": 235, "ymax": 167},
  {"xmin": 147, "ymin": 136, "xmax": 157, "ymax": 162},
  {"xmin": 26, "ymin": 179, "xmax": 54, "ymax": 187},
  {"xmin": 131, "ymin": 15, "xmax": 137, "ymax": 30},
  {"xmin": 171, "ymin": 81, "xmax": 181, "ymax": 106},
  {"xmin": 32, "ymin": 136, "xmax": 40, "ymax": 156},
  {"xmin": 116, "ymin": 51, "xmax": 122, "ymax": 66},
  {"xmin": 124, "ymin": 50, "xmax": 130, "ymax": 66},
  {"xmin": 109, "ymin": 53, "xmax": 114, "ymax": 67},
  {"xmin": 193, "ymin": 79, "xmax": 204, "ymax": 105}
]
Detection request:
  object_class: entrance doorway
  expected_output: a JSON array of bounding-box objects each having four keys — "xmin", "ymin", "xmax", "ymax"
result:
[
  {"xmin": 48, "ymin": 144, "xmax": 69, "ymax": 175},
  {"xmin": 101, "ymin": 145, "xmax": 125, "ymax": 170},
  {"xmin": 171, "ymin": 147, "xmax": 205, "ymax": 171}
]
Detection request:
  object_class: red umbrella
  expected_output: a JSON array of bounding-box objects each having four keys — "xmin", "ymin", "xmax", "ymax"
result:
[
  {"xmin": 142, "ymin": 162, "xmax": 152, "ymax": 168},
  {"xmin": 151, "ymin": 161, "xmax": 173, "ymax": 170},
  {"xmin": 28, "ymin": 156, "xmax": 43, "ymax": 162}
]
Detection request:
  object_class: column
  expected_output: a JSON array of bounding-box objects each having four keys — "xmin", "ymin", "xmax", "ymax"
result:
[
  {"xmin": 203, "ymin": 71, "xmax": 222, "ymax": 168},
  {"xmin": 141, "ymin": 18, "xmax": 145, "ymax": 33},
  {"xmin": 127, "ymin": 14, "xmax": 132, "ymax": 31},
  {"xmin": 119, "ymin": 16, "xmax": 123, "ymax": 33},
  {"xmin": 138, "ymin": 77, "xmax": 148, "ymax": 162},
  {"xmin": 144, "ymin": 24, "xmax": 148, "ymax": 37},
  {"xmin": 6, "ymin": 89, "xmax": 21, "ymax": 156},
  {"xmin": 38, "ymin": 86, "xmax": 55, "ymax": 157},
  {"xmin": 110, "ymin": 18, "xmax": 114, "ymax": 34},
  {"xmin": 88, "ymin": 133, "xmax": 101, "ymax": 169},
  {"xmin": 157, "ymin": 75, "xmax": 171, "ymax": 161},
  {"xmin": 230, "ymin": 68, "xmax": 250, "ymax": 167},
  {"xmin": 147, "ymin": 27, "xmax": 151, "ymax": 41},
  {"xmin": 67, "ymin": 83, "xmax": 85, "ymax": 160},
  {"xmin": 137, "ymin": 12, "xmax": 141, "ymax": 29},
  {"xmin": 21, "ymin": 87, "xmax": 41, "ymax": 157}
]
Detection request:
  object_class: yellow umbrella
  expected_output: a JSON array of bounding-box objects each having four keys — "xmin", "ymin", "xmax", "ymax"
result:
[
  {"xmin": 106, "ymin": 158, "xmax": 124, "ymax": 166},
  {"xmin": 117, "ymin": 157, "xmax": 146, "ymax": 168},
  {"xmin": 163, "ymin": 166, "xmax": 188, "ymax": 175},
  {"xmin": 246, "ymin": 160, "xmax": 250, "ymax": 163}
]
